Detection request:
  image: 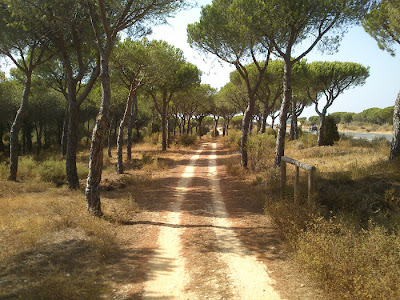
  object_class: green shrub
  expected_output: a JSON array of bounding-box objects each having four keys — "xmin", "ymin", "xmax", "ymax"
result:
[
  {"xmin": 77, "ymin": 163, "xmax": 89, "ymax": 180},
  {"xmin": 19, "ymin": 156, "xmax": 38, "ymax": 178},
  {"xmin": 294, "ymin": 132, "xmax": 318, "ymax": 149},
  {"xmin": 264, "ymin": 127, "xmax": 277, "ymax": 137},
  {"xmin": 37, "ymin": 159, "xmax": 66, "ymax": 185},
  {"xmin": 321, "ymin": 115, "xmax": 340, "ymax": 146},
  {"xmin": 144, "ymin": 132, "xmax": 161, "ymax": 145},
  {"xmin": 178, "ymin": 134, "xmax": 197, "ymax": 146},
  {"xmin": 246, "ymin": 133, "xmax": 276, "ymax": 171},
  {"xmin": 223, "ymin": 129, "xmax": 241, "ymax": 150}
]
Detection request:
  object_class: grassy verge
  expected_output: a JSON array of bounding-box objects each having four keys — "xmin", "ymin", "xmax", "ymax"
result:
[{"xmin": 224, "ymin": 131, "xmax": 400, "ymax": 299}]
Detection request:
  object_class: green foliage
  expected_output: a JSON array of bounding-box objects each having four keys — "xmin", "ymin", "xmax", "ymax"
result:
[
  {"xmin": 222, "ymin": 129, "xmax": 242, "ymax": 150},
  {"xmin": 321, "ymin": 115, "xmax": 340, "ymax": 146},
  {"xmin": 246, "ymin": 133, "xmax": 276, "ymax": 171},
  {"xmin": 308, "ymin": 116, "xmax": 320, "ymax": 125},
  {"xmin": 37, "ymin": 159, "xmax": 66, "ymax": 185},
  {"xmin": 178, "ymin": 134, "xmax": 197, "ymax": 146},
  {"xmin": 363, "ymin": 0, "xmax": 400, "ymax": 56},
  {"xmin": 230, "ymin": 115, "xmax": 243, "ymax": 129},
  {"xmin": 353, "ymin": 106, "xmax": 394, "ymax": 125}
]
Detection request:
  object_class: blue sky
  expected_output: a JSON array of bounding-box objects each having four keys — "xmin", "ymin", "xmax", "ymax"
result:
[{"xmin": 149, "ymin": 0, "xmax": 400, "ymax": 118}]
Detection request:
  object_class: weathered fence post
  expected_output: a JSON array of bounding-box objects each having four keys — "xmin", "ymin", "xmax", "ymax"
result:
[{"xmin": 281, "ymin": 156, "xmax": 316, "ymax": 203}]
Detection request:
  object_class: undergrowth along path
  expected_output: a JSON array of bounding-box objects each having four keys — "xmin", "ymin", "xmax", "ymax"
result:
[{"xmin": 143, "ymin": 142, "xmax": 282, "ymax": 299}]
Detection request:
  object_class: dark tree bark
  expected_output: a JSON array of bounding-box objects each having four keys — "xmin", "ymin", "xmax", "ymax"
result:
[
  {"xmin": 317, "ymin": 108, "xmax": 328, "ymax": 146},
  {"xmin": 117, "ymin": 86, "xmax": 135, "ymax": 174},
  {"xmin": 61, "ymin": 107, "xmax": 69, "ymax": 156},
  {"xmin": 107, "ymin": 115, "xmax": 113, "ymax": 158},
  {"xmin": 126, "ymin": 97, "xmax": 137, "ymax": 160},
  {"xmin": 8, "ymin": 72, "xmax": 32, "ymax": 181},
  {"xmin": 86, "ymin": 55, "xmax": 111, "ymax": 217},
  {"xmin": 66, "ymin": 103, "xmax": 80, "ymax": 189},
  {"xmin": 0, "ymin": 124, "xmax": 4, "ymax": 153},
  {"xmin": 240, "ymin": 96, "xmax": 256, "ymax": 167},
  {"xmin": 390, "ymin": 92, "xmax": 400, "ymax": 161},
  {"xmin": 275, "ymin": 59, "xmax": 293, "ymax": 167}
]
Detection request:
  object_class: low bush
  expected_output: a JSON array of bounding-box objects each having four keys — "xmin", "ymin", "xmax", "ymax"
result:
[
  {"xmin": 246, "ymin": 133, "xmax": 276, "ymax": 171},
  {"xmin": 37, "ymin": 159, "xmax": 66, "ymax": 185},
  {"xmin": 178, "ymin": 134, "xmax": 197, "ymax": 146},
  {"xmin": 222, "ymin": 129, "xmax": 241, "ymax": 151}
]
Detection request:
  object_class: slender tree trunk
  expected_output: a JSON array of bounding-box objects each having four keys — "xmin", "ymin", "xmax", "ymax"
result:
[
  {"xmin": 260, "ymin": 104, "xmax": 270, "ymax": 134},
  {"xmin": 8, "ymin": 73, "xmax": 32, "ymax": 181},
  {"xmin": 198, "ymin": 116, "xmax": 204, "ymax": 139},
  {"xmin": 317, "ymin": 111, "xmax": 327, "ymax": 146},
  {"xmin": 166, "ymin": 117, "xmax": 170, "ymax": 148},
  {"xmin": 241, "ymin": 96, "xmax": 256, "ymax": 168},
  {"xmin": 0, "ymin": 124, "xmax": 4, "ymax": 153},
  {"xmin": 117, "ymin": 86, "xmax": 135, "ymax": 174},
  {"xmin": 187, "ymin": 117, "xmax": 191, "ymax": 135},
  {"xmin": 66, "ymin": 104, "xmax": 80, "ymax": 189},
  {"xmin": 86, "ymin": 55, "xmax": 110, "ymax": 217},
  {"xmin": 22, "ymin": 123, "xmax": 27, "ymax": 155},
  {"xmin": 26, "ymin": 124, "xmax": 33, "ymax": 153},
  {"xmin": 107, "ymin": 115, "xmax": 113, "ymax": 158},
  {"xmin": 290, "ymin": 101, "xmax": 297, "ymax": 140},
  {"xmin": 275, "ymin": 59, "xmax": 293, "ymax": 167},
  {"xmin": 126, "ymin": 95, "xmax": 137, "ymax": 160},
  {"xmin": 161, "ymin": 99, "xmax": 167, "ymax": 151},
  {"xmin": 390, "ymin": 92, "xmax": 400, "ymax": 161},
  {"xmin": 61, "ymin": 106, "xmax": 69, "ymax": 156},
  {"xmin": 214, "ymin": 117, "xmax": 219, "ymax": 136}
]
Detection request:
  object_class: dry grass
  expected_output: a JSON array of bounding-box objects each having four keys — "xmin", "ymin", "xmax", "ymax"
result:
[
  {"xmin": 0, "ymin": 141, "xmax": 179, "ymax": 299},
  {"xmin": 339, "ymin": 123, "xmax": 393, "ymax": 134},
  {"xmin": 224, "ymin": 132, "xmax": 400, "ymax": 299}
]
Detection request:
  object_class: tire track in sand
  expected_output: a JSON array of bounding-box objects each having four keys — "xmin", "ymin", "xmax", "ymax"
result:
[
  {"xmin": 208, "ymin": 142, "xmax": 282, "ymax": 300},
  {"xmin": 142, "ymin": 146, "xmax": 204, "ymax": 299}
]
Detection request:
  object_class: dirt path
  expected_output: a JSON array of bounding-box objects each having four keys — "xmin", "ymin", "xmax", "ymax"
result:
[{"xmin": 142, "ymin": 143, "xmax": 282, "ymax": 299}]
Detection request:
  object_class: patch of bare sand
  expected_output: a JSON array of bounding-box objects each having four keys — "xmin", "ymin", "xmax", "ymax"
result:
[{"xmin": 142, "ymin": 146, "xmax": 205, "ymax": 299}]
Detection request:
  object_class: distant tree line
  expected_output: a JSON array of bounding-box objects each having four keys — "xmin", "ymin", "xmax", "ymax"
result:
[{"xmin": 308, "ymin": 106, "xmax": 394, "ymax": 126}]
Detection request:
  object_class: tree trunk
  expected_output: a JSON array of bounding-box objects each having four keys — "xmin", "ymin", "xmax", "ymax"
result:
[
  {"xmin": 0, "ymin": 124, "xmax": 4, "ymax": 153},
  {"xmin": 259, "ymin": 104, "xmax": 270, "ymax": 134},
  {"xmin": 240, "ymin": 96, "xmax": 256, "ymax": 168},
  {"xmin": 86, "ymin": 56, "xmax": 110, "ymax": 217},
  {"xmin": 8, "ymin": 72, "xmax": 32, "ymax": 181},
  {"xmin": 317, "ymin": 111, "xmax": 327, "ymax": 146},
  {"xmin": 117, "ymin": 86, "xmax": 135, "ymax": 174},
  {"xmin": 275, "ymin": 59, "xmax": 292, "ymax": 167},
  {"xmin": 161, "ymin": 99, "xmax": 167, "ymax": 151},
  {"xmin": 290, "ymin": 100, "xmax": 297, "ymax": 140},
  {"xmin": 198, "ymin": 116, "xmax": 204, "ymax": 139},
  {"xmin": 66, "ymin": 104, "xmax": 80, "ymax": 189},
  {"xmin": 390, "ymin": 92, "xmax": 400, "ymax": 161},
  {"xmin": 126, "ymin": 95, "xmax": 137, "ymax": 160},
  {"xmin": 107, "ymin": 115, "xmax": 113, "ymax": 158},
  {"xmin": 214, "ymin": 117, "xmax": 219, "ymax": 136},
  {"xmin": 61, "ymin": 107, "xmax": 69, "ymax": 156}
]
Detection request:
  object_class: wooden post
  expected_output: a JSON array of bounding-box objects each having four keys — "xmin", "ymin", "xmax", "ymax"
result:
[
  {"xmin": 294, "ymin": 166, "xmax": 299, "ymax": 203},
  {"xmin": 308, "ymin": 168, "xmax": 316, "ymax": 203},
  {"xmin": 280, "ymin": 161, "xmax": 286, "ymax": 198}
]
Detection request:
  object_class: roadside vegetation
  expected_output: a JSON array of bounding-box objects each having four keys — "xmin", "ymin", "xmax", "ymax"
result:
[
  {"xmin": 223, "ymin": 129, "xmax": 400, "ymax": 299},
  {"xmin": 0, "ymin": 135, "xmax": 201, "ymax": 299}
]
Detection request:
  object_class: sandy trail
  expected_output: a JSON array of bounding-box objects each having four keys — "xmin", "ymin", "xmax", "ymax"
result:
[
  {"xmin": 143, "ymin": 142, "xmax": 282, "ymax": 299},
  {"xmin": 209, "ymin": 142, "xmax": 281, "ymax": 300},
  {"xmin": 143, "ymin": 146, "xmax": 204, "ymax": 299}
]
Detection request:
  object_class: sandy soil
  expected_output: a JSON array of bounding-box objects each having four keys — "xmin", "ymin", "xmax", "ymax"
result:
[{"xmin": 104, "ymin": 141, "xmax": 325, "ymax": 299}]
